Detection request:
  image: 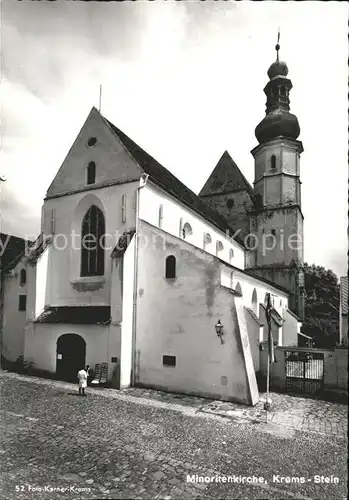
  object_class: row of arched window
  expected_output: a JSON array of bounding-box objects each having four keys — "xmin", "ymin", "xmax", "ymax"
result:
[
  {"xmin": 158, "ymin": 206, "xmax": 235, "ymax": 263},
  {"xmin": 234, "ymin": 281, "xmax": 283, "ymax": 312}
]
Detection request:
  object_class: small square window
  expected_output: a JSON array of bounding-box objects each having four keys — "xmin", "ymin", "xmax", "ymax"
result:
[
  {"xmin": 163, "ymin": 355, "xmax": 176, "ymax": 367},
  {"xmin": 18, "ymin": 295, "xmax": 26, "ymax": 312}
]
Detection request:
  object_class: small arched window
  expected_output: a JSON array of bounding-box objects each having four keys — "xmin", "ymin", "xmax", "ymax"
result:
[
  {"xmin": 87, "ymin": 161, "xmax": 96, "ymax": 185},
  {"xmin": 271, "ymin": 155, "xmax": 276, "ymax": 169},
  {"xmin": 229, "ymin": 249, "xmax": 234, "ymax": 263},
  {"xmin": 81, "ymin": 205, "xmax": 105, "ymax": 277},
  {"xmin": 235, "ymin": 282, "xmax": 243, "ymax": 296},
  {"xmin": 216, "ymin": 240, "xmax": 224, "ymax": 256},
  {"xmin": 165, "ymin": 255, "xmax": 176, "ymax": 279},
  {"xmin": 182, "ymin": 222, "xmax": 193, "ymax": 240},
  {"xmin": 19, "ymin": 269, "xmax": 26, "ymax": 287},
  {"xmin": 203, "ymin": 232, "xmax": 212, "ymax": 250}
]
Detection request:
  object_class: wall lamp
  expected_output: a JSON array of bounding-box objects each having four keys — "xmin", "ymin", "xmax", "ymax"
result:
[{"xmin": 215, "ymin": 319, "xmax": 224, "ymax": 344}]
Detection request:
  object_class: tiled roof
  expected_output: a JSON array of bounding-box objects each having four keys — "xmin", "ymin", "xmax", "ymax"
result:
[
  {"xmin": 340, "ymin": 276, "xmax": 348, "ymax": 315},
  {"xmin": 34, "ymin": 306, "xmax": 111, "ymax": 325},
  {"xmin": 199, "ymin": 151, "xmax": 254, "ymax": 197},
  {"xmin": 0, "ymin": 233, "xmax": 32, "ymax": 272},
  {"xmin": 111, "ymin": 229, "xmax": 136, "ymax": 258},
  {"xmin": 244, "ymin": 269, "xmax": 289, "ymax": 295},
  {"xmin": 245, "ymin": 307, "xmax": 264, "ymax": 326},
  {"xmin": 102, "ymin": 116, "xmax": 244, "ymax": 246}
]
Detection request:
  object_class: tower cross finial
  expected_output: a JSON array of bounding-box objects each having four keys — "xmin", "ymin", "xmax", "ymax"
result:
[{"xmin": 276, "ymin": 28, "xmax": 280, "ymax": 61}]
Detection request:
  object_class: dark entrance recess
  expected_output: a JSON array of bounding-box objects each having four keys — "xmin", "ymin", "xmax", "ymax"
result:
[{"xmin": 56, "ymin": 334, "xmax": 86, "ymax": 382}]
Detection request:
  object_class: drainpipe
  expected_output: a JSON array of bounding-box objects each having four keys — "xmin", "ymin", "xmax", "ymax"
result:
[{"xmin": 131, "ymin": 174, "xmax": 148, "ymax": 387}]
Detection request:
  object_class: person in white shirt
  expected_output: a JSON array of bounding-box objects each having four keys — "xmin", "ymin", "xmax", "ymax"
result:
[{"xmin": 77, "ymin": 367, "xmax": 88, "ymax": 396}]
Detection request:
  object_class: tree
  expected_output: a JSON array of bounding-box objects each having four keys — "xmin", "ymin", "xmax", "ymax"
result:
[{"xmin": 302, "ymin": 263, "xmax": 340, "ymax": 348}]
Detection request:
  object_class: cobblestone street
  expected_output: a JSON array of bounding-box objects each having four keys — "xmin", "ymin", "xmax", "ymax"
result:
[{"xmin": 0, "ymin": 371, "xmax": 347, "ymax": 499}]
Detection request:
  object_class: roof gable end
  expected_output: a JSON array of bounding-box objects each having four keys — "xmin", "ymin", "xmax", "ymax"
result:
[
  {"xmin": 46, "ymin": 107, "xmax": 143, "ymax": 199},
  {"xmin": 199, "ymin": 150, "xmax": 253, "ymax": 197}
]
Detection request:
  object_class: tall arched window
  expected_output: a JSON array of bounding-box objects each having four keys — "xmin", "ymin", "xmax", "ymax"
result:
[
  {"xmin": 251, "ymin": 288, "xmax": 257, "ymax": 314},
  {"xmin": 229, "ymin": 249, "xmax": 234, "ymax": 263},
  {"xmin": 165, "ymin": 255, "xmax": 176, "ymax": 279},
  {"xmin": 271, "ymin": 155, "xmax": 276, "ymax": 169},
  {"xmin": 81, "ymin": 205, "xmax": 105, "ymax": 277},
  {"xmin": 19, "ymin": 269, "xmax": 26, "ymax": 287},
  {"xmin": 87, "ymin": 162, "xmax": 96, "ymax": 185},
  {"xmin": 235, "ymin": 282, "xmax": 243, "ymax": 296}
]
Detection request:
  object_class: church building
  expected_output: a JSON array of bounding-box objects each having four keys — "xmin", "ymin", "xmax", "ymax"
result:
[{"xmin": 1, "ymin": 43, "xmax": 304, "ymax": 406}]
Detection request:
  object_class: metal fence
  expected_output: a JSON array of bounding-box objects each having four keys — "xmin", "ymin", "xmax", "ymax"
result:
[{"xmin": 285, "ymin": 350, "xmax": 324, "ymax": 395}]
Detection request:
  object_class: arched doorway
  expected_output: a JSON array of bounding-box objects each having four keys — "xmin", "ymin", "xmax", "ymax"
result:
[{"xmin": 56, "ymin": 334, "xmax": 86, "ymax": 382}]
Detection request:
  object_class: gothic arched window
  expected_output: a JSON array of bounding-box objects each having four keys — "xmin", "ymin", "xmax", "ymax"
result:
[
  {"xmin": 229, "ymin": 249, "xmax": 234, "ymax": 263},
  {"xmin": 87, "ymin": 162, "xmax": 96, "ymax": 185},
  {"xmin": 251, "ymin": 288, "xmax": 258, "ymax": 314},
  {"xmin": 81, "ymin": 205, "xmax": 105, "ymax": 277},
  {"xmin": 165, "ymin": 255, "xmax": 176, "ymax": 279}
]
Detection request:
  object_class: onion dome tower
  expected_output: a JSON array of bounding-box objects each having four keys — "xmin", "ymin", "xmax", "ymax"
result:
[
  {"xmin": 249, "ymin": 34, "xmax": 305, "ymax": 320},
  {"xmin": 255, "ymin": 39, "xmax": 300, "ymax": 144}
]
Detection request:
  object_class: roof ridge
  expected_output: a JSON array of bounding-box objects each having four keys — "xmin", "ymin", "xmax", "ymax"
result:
[{"xmin": 101, "ymin": 114, "xmax": 244, "ymax": 244}]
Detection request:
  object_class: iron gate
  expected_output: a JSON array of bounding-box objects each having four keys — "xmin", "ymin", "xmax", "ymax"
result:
[{"xmin": 285, "ymin": 351, "xmax": 324, "ymax": 395}]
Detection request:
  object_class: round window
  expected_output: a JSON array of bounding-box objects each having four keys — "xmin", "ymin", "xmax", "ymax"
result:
[{"xmin": 87, "ymin": 137, "xmax": 97, "ymax": 147}]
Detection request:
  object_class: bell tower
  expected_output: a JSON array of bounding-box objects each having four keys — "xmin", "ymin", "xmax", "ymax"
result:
[{"xmin": 249, "ymin": 35, "xmax": 305, "ymax": 319}]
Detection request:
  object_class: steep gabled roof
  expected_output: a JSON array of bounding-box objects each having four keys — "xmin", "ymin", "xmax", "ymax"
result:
[
  {"xmin": 0, "ymin": 233, "xmax": 34, "ymax": 272},
  {"xmin": 199, "ymin": 150, "xmax": 253, "ymax": 197},
  {"xmin": 102, "ymin": 116, "xmax": 244, "ymax": 245}
]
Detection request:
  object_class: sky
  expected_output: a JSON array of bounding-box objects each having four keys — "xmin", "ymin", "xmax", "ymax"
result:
[{"xmin": 1, "ymin": 1, "xmax": 348, "ymax": 278}]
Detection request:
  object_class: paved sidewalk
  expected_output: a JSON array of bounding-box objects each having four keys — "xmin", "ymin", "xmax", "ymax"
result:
[
  {"xmin": 0, "ymin": 371, "xmax": 347, "ymax": 499},
  {"xmin": 1, "ymin": 371, "xmax": 347, "ymax": 439}
]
